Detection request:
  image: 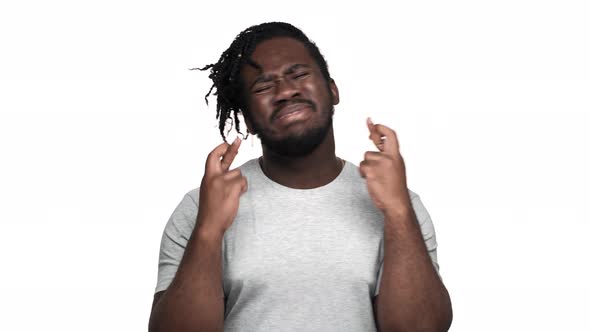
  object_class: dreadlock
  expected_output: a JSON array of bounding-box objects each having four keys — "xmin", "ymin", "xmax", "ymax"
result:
[{"xmin": 194, "ymin": 22, "xmax": 332, "ymax": 142}]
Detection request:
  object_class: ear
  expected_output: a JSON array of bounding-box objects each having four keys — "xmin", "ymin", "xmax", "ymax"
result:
[{"xmin": 329, "ymin": 79, "xmax": 340, "ymax": 105}]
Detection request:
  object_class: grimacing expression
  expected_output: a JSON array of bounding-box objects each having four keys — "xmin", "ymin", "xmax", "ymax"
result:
[{"xmin": 240, "ymin": 37, "xmax": 339, "ymax": 157}]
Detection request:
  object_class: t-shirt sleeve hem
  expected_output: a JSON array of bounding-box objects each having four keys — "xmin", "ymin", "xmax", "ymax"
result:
[{"xmin": 155, "ymin": 280, "xmax": 172, "ymax": 294}]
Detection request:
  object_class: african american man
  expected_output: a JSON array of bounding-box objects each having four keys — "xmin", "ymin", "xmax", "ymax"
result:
[{"xmin": 149, "ymin": 22, "xmax": 453, "ymax": 332}]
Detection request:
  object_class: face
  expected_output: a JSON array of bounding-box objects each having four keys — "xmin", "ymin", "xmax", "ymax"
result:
[{"xmin": 240, "ymin": 37, "xmax": 339, "ymax": 157}]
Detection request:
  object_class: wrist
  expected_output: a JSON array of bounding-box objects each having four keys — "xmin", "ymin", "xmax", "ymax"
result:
[
  {"xmin": 195, "ymin": 223, "xmax": 224, "ymax": 243},
  {"xmin": 382, "ymin": 198, "xmax": 413, "ymax": 219},
  {"xmin": 382, "ymin": 205, "xmax": 420, "ymax": 240}
]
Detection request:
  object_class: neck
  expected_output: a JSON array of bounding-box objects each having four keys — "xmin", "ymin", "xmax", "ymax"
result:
[{"xmin": 259, "ymin": 126, "xmax": 343, "ymax": 189}]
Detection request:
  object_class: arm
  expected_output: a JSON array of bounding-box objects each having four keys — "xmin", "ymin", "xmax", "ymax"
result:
[
  {"xmin": 149, "ymin": 138, "xmax": 246, "ymax": 332},
  {"xmin": 374, "ymin": 205, "xmax": 452, "ymax": 332},
  {"xmin": 361, "ymin": 118, "xmax": 452, "ymax": 332},
  {"xmin": 148, "ymin": 228, "xmax": 225, "ymax": 332}
]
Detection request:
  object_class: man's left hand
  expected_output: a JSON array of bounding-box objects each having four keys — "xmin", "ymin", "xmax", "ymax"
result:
[{"xmin": 359, "ymin": 117, "xmax": 412, "ymax": 215}]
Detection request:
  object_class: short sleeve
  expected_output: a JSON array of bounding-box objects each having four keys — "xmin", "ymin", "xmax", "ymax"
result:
[
  {"xmin": 155, "ymin": 190, "xmax": 200, "ymax": 293},
  {"xmin": 374, "ymin": 192, "xmax": 440, "ymax": 296}
]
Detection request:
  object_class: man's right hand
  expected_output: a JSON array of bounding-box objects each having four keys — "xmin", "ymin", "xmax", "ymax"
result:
[{"xmin": 196, "ymin": 137, "xmax": 247, "ymax": 239}]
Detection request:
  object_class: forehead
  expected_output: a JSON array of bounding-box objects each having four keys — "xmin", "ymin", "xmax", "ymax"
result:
[{"xmin": 248, "ymin": 37, "xmax": 315, "ymax": 72}]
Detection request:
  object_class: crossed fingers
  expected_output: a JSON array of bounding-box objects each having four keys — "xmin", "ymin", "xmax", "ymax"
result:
[
  {"xmin": 206, "ymin": 137, "xmax": 242, "ymax": 175},
  {"xmin": 366, "ymin": 117, "xmax": 400, "ymax": 154}
]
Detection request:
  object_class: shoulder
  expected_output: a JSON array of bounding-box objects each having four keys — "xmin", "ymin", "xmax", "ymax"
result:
[{"xmin": 234, "ymin": 157, "xmax": 261, "ymax": 179}]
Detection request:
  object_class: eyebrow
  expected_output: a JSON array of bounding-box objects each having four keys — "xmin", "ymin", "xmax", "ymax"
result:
[{"xmin": 250, "ymin": 64, "xmax": 311, "ymax": 89}]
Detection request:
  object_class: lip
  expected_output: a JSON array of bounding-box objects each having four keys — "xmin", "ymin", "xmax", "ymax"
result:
[{"xmin": 274, "ymin": 103, "xmax": 312, "ymax": 121}]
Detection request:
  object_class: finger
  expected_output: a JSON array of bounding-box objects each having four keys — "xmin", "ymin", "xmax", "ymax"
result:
[
  {"xmin": 366, "ymin": 117, "xmax": 377, "ymax": 139},
  {"xmin": 359, "ymin": 160, "xmax": 368, "ymax": 178},
  {"xmin": 206, "ymin": 142, "xmax": 231, "ymax": 174},
  {"xmin": 220, "ymin": 137, "xmax": 242, "ymax": 172},
  {"xmin": 369, "ymin": 121, "xmax": 399, "ymax": 155},
  {"xmin": 358, "ymin": 159, "xmax": 377, "ymax": 179},
  {"xmin": 228, "ymin": 175, "xmax": 247, "ymax": 197},
  {"xmin": 240, "ymin": 176, "xmax": 248, "ymax": 194},
  {"xmin": 224, "ymin": 168, "xmax": 243, "ymax": 180},
  {"xmin": 367, "ymin": 117, "xmax": 386, "ymax": 152},
  {"xmin": 367, "ymin": 117, "xmax": 375, "ymax": 133},
  {"xmin": 363, "ymin": 151, "xmax": 385, "ymax": 161}
]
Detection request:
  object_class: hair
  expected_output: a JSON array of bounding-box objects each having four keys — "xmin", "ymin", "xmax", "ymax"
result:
[{"xmin": 195, "ymin": 22, "xmax": 332, "ymax": 142}]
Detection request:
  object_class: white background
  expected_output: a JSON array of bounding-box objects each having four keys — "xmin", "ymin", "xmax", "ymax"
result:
[{"xmin": 1, "ymin": 1, "xmax": 589, "ymax": 331}]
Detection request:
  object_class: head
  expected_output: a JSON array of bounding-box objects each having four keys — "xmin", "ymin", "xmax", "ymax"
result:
[{"xmin": 199, "ymin": 22, "xmax": 339, "ymax": 157}]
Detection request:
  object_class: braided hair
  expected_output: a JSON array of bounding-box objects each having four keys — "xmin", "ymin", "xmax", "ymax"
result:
[{"xmin": 195, "ymin": 22, "xmax": 332, "ymax": 142}]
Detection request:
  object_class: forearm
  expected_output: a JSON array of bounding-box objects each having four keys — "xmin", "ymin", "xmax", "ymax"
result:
[
  {"xmin": 375, "ymin": 207, "xmax": 452, "ymax": 332},
  {"xmin": 149, "ymin": 225, "xmax": 225, "ymax": 332}
]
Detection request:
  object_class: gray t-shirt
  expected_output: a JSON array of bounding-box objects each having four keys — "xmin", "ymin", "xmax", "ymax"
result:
[{"xmin": 156, "ymin": 158, "xmax": 439, "ymax": 332}]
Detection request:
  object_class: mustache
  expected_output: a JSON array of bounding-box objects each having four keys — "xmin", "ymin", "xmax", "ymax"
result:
[{"xmin": 272, "ymin": 99, "xmax": 315, "ymax": 119}]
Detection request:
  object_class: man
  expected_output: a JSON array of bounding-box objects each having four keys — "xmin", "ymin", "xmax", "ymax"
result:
[{"xmin": 149, "ymin": 22, "xmax": 452, "ymax": 332}]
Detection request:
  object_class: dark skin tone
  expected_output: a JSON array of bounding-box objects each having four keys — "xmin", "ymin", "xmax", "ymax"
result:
[
  {"xmin": 241, "ymin": 38, "xmax": 452, "ymax": 331},
  {"xmin": 151, "ymin": 37, "xmax": 452, "ymax": 332},
  {"xmin": 240, "ymin": 37, "xmax": 342, "ymax": 189}
]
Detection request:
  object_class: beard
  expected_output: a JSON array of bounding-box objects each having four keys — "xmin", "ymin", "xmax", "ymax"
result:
[{"xmin": 251, "ymin": 106, "xmax": 334, "ymax": 157}]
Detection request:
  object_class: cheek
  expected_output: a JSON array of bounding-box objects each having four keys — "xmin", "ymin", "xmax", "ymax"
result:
[
  {"xmin": 307, "ymin": 76, "xmax": 328, "ymax": 93},
  {"xmin": 303, "ymin": 80, "xmax": 320, "ymax": 94},
  {"xmin": 245, "ymin": 97, "xmax": 272, "ymax": 124},
  {"xmin": 252, "ymin": 99, "xmax": 271, "ymax": 116},
  {"xmin": 305, "ymin": 81, "xmax": 331, "ymax": 106}
]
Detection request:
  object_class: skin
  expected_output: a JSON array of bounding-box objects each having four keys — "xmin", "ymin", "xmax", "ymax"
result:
[
  {"xmin": 150, "ymin": 36, "xmax": 452, "ymax": 332},
  {"xmin": 240, "ymin": 37, "xmax": 342, "ymax": 189},
  {"xmin": 149, "ymin": 140, "xmax": 244, "ymax": 332},
  {"xmin": 363, "ymin": 119, "xmax": 453, "ymax": 331}
]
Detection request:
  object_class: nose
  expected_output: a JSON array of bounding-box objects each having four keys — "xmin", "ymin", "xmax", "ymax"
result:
[{"xmin": 274, "ymin": 78, "xmax": 300, "ymax": 103}]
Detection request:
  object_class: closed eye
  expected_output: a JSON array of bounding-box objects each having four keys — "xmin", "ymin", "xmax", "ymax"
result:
[
  {"xmin": 293, "ymin": 72, "xmax": 310, "ymax": 79},
  {"xmin": 254, "ymin": 85, "xmax": 273, "ymax": 93}
]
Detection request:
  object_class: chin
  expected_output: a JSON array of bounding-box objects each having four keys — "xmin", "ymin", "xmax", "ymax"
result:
[{"xmin": 260, "ymin": 117, "xmax": 333, "ymax": 157}]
